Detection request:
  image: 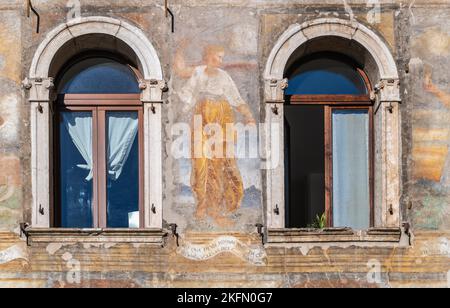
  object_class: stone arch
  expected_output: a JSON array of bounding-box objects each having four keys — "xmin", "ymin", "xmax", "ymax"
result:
[
  {"xmin": 264, "ymin": 18, "xmax": 400, "ymax": 102},
  {"xmin": 29, "ymin": 16, "xmax": 162, "ymax": 81}
]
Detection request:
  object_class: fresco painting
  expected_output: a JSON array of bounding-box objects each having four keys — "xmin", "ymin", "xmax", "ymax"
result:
[
  {"xmin": 174, "ymin": 44, "xmax": 257, "ymax": 228},
  {"xmin": 411, "ymin": 27, "xmax": 450, "ymax": 188},
  {"xmin": 408, "ymin": 18, "xmax": 450, "ymax": 230},
  {"xmin": 167, "ymin": 8, "xmax": 261, "ymax": 231}
]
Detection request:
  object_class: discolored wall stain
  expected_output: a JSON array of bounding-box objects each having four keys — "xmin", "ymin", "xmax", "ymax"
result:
[
  {"xmin": 410, "ymin": 26, "xmax": 450, "ymax": 186},
  {"xmin": 412, "ymin": 27, "xmax": 450, "ymax": 58},
  {"xmin": 0, "ymin": 93, "xmax": 20, "ymax": 146},
  {"xmin": 0, "ymin": 155, "xmax": 22, "ymax": 230},
  {"xmin": 0, "ymin": 12, "xmax": 21, "ymax": 84}
]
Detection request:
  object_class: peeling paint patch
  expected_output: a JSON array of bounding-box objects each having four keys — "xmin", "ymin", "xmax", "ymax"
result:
[
  {"xmin": 46, "ymin": 243, "xmax": 63, "ymax": 255},
  {"xmin": 413, "ymin": 27, "xmax": 450, "ymax": 57},
  {"xmin": 286, "ymin": 241, "xmax": 401, "ymax": 257},
  {"xmin": 0, "ymin": 243, "xmax": 28, "ymax": 264},
  {"xmin": 0, "ymin": 94, "xmax": 20, "ymax": 145},
  {"xmin": 82, "ymin": 243, "xmax": 117, "ymax": 249}
]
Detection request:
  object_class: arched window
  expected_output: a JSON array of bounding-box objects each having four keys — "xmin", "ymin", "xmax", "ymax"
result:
[
  {"xmin": 284, "ymin": 53, "xmax": 373, "ymax": 230},
  {"xmin": 54, "ymin": 55, "xmax": 144, "ymax": 228}
]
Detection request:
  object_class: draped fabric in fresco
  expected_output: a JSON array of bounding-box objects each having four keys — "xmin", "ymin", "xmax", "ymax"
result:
[{"xmin": 174, "ymin": 45, "xmax": 257, "ymax": 228}]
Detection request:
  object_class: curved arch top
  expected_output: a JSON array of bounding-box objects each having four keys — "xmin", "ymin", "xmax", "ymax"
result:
[
  {"xmin": 264, "ymin": 18, "xmax": 399, "ymax": 81},
  {"xmin": 29, "ymin": 16, "xmax": 163, "ymax": 81}
]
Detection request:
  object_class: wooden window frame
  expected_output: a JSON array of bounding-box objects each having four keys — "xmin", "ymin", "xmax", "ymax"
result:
[
  {"xmin": 285, "ymin": 68, "xmax": 374, "ymax": 228},
  {"xmin": 54, "ymin": 94, "xmax": 145, "ymax": 229}
]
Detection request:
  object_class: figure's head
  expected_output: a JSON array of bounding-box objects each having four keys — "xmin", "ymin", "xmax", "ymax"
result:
[{"xmin": 203, "ymin": 45, "xmax": 225, "ymax": 68}]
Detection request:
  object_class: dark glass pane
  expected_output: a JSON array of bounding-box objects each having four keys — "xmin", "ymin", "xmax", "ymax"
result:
[
  {"xmin": 285, "ymin": 58, "xmax": 368, "ymax": 95},
  {"xmin": 59, "ymin": 58, "xmax": 140, "ymax": 94},
  {"xmin": 285, "ymin": 105, "xmax": 325, "ymax": 228},
  {"xmin": 59, "ymin": 112, "xmax": 93, "ymax": 228},
  {"xmin": 106, "ymin": 112, "xmax": 140, "ymax": 228}
]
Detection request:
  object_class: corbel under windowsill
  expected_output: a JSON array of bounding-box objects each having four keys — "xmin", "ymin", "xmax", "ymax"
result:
[
  {"xmin": 267, "ymin": 227, "xmax": 402, "ymax": 245},
  {"xmin": 23, "ymin": 228, "xmax": 168, "ymax": 247}
]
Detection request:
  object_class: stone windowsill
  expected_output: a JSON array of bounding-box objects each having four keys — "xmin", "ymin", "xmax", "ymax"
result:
[
  {"xmin": 24, "ymin": 228, "xmax": 168, "ymax": 247},
  {"xmin": 267, "ymin": 227, "xmax": 402, "ymax": 244}
]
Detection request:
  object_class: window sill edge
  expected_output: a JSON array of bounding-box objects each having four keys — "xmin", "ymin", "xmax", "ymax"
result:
[
  {"xmin": 25, "ymin": 228, "xmax": 168, "ymax": 246},
  {"xmin": 267, "ymin": 227, "xmax": 402, "ymax": 245}
]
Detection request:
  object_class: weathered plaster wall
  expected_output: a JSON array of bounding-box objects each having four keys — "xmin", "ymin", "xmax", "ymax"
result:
[
  {"xmin": 0, "ymin": 0, "xmax": 449, "ymax": 287},
  {"xmin": 0, "ymin": 7, "xmax": 24, "ymax": 232},
  {"xmin": 405, "ymin": 7, "xmax": 450, "ymax": 231}
]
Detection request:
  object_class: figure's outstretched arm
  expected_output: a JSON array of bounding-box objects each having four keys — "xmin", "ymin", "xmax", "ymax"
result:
[
  {"xmin": 174, "ymin": 40, "xmax": 195, "ymax": 79},
  {"xmin": 236, "ymin": 104, "xmax": 256, "ymax": 126},
  {"xmin": 425, "ymin": 71, "xmax": 450, "ymax": 109}
]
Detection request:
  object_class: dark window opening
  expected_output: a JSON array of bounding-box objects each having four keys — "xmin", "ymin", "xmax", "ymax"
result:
[
  {"xmin": 284, "ymin": 52, "xmax": 373, "ymax": 229},
  {"xmin": 285, "ymin": 105, "xmax": 325, "ymax": 228}
]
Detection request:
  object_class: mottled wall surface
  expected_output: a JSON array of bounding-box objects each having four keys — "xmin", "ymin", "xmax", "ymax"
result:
[
  {"xmin": 407, "ymin": 7, "xmax": 450, "ymax": 230},
  {"xmin": 0, "ymin": 0, "xmax": 449, "ymax": 287},
  {"xmin": 0, "ymin": 9, "xmax": 23, "ymax": 231}
]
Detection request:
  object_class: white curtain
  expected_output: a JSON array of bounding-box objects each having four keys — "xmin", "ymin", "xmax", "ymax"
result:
[
  {"xmin": 107, "ymin": 112, "xmax": 138, "ymax": 181},
  {"xmin": 62, "ymin": 112, "xmax": 93, "ymax": 181},
  {"xmin": 332, "ymin": 110, "xmax": 370, "ymax": 230},
  {"xmin": 63, "ymin": 112, "xmax": 138, "ymax": 182}
]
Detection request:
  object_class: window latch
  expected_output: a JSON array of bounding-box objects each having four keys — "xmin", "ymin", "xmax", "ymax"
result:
[
  {"xmin": 386, "ymin": 103, "xmax": 394, "ymax": 114},
  {"xmin": 20, "ymin": 223, "xmax": 31, "ymax": 246},
  {"xmin": 402, "ymin": 222, "xmax": 412, "ymax": 246},
  {"xmin": 274, "ymin": 204, "xmax": 280, "ymax": 215},
  {"xmin": 255, "ymin": 224, "xmax": 264, "ymax": 245},
  {"xmin": 151, "ymin": 204, "xmax": 156, "ymax": 214},
  {"xmin": 271, "ymin": 105, "xmax": 279, "ymax": 115},
  {"xmin": 39, "ymin": 204, "xmax": 45, "ymax": 216},
  {"xmin": 169, "ymin": 223, "xmax": 179, "ymax": 247}
]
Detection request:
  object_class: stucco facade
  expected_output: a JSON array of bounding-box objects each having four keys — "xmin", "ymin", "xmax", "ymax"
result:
[{"xmin": 0, "ymin": 0, "xmax": 449, "ymax": 288}]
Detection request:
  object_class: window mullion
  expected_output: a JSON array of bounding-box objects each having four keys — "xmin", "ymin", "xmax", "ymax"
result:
[{"xmin": 97, "ymin": 108, "xmax": 108, "ymax": 228}]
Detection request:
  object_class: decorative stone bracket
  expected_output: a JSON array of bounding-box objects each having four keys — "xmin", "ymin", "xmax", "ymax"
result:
[
  {"xmin": 264, "ymin": 78, "xmax": 289, "ymax": 103},
  {"xmin": 22, "ymin": 77, "xmax": 55, "ymax": 103},
  {"xmin": 139, "ymin": 79, "xmax": 167, "ymax": 103},
  {"xmin": 375, "ymin": 79, "xmax": 401, "ymax": 103}
]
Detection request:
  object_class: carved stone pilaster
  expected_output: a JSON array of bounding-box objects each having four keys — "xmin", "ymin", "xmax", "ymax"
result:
[
  {"xmin": 264, "ymin": 78, "xmax": 288, "ymax": 103},
  {"xmin": 139, "ymin": 79, "xmax": 167, "ymax": 103},
  {"xmin": 22, "ymin": 77, "xmax": 55, "ymax": 103},
  {"xmin": 376, "ymin": 79, "xmax": 401, "ymax": 103}
]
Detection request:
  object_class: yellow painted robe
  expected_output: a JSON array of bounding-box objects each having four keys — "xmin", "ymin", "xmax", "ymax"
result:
[{"xmin": 191, "ymin": 99, "xmax": 244, "ymax": 221}]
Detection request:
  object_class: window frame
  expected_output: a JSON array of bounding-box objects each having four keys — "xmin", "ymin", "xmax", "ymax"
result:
[
  {"xmin": 284, "ymin": 67, "xmax": 375, "ymax": 228},
  {"xmin": 53, "ymin": 94, "xmax": 145, "ymax": 229}
]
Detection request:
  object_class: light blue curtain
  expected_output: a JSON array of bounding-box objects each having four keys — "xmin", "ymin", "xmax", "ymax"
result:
[
  {"xmin": 107, "ymin": 112, "xmax": 139, "ymax": 181},
  {"xmin": 62, "ymin": 113, "xmax": 93, "ymax": 181},
  {"xmin": 332, "ymin": 110, "xmax": 370, "ymax": 229}
]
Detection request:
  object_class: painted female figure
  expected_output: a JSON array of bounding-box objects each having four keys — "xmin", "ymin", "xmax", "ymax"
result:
[{"xmin": 174, "ymin": 44, "xmax": 255, "ymax": 227}]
